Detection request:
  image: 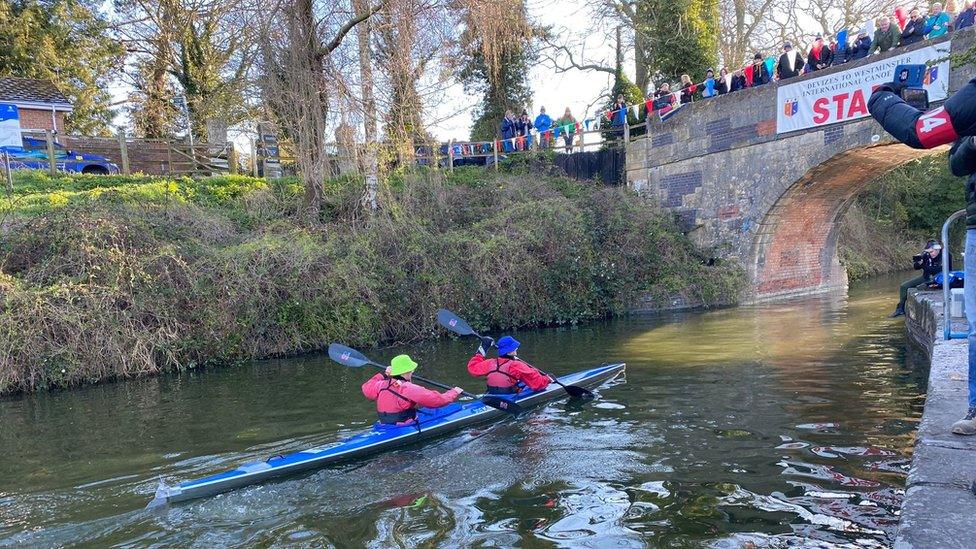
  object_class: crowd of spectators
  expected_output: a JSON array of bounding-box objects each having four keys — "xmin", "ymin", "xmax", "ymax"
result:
[
  {"xmin": 648, "ymin": 1, "xmax": 974, "ymax": 109},
  {"xmin": 491, "ymin": 2, "xmax": 976, "ymax": 152}
]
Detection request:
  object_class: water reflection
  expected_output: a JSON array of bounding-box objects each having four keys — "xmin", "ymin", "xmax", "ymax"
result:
[{"xmin": 0, "ymin": 274, "xmax": 926, "ymax": 546}]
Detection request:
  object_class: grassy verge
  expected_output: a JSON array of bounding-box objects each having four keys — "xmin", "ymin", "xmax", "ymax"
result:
[
  {"xmin": 0, "ymin": 159, "xmax": 744, "ymax": 394},
  {"xmin": 839, "ymin": 152, "xmax": 967, "ymax": 281}
]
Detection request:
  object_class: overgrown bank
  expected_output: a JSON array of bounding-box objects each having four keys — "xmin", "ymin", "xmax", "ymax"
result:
[
  {"xmin": 839, "ymin": 152, "xmax": 966, "ymax": 281},
  {"xmin": 0, "ymin": 163, "xmax": 743, "ymax": 394}
]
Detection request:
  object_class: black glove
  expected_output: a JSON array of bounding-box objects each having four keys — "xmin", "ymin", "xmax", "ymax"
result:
[{"xmin": 476, "ymin": 336, "xmax": 495, "ymax": 356}]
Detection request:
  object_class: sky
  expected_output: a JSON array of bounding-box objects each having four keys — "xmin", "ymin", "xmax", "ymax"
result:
[
  {"xmin": 423, "ymin": 0, "xmax": 618, "ymax": 142},
  {"xmin": 102, "ymin": 0, "xmax": 617, "ymax": 148}
]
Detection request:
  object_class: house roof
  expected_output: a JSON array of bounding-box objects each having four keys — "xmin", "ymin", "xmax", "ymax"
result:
[{"xmin": 0, "ymin": 76, "xmax": 73, "ymax": 111}]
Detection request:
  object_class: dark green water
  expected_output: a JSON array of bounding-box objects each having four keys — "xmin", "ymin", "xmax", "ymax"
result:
[{"xmin": 0, "ymin": 274, "xmax": 927, "ymax": 547}]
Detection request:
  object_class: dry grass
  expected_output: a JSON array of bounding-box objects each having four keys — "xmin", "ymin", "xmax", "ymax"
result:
[{"xmin": 0, "ymin": 167, "xmax": 744, "ymax": 394}]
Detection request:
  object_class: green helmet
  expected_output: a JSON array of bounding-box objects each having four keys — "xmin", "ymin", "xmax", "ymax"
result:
[{"xmin": 389, "ymin": 354, "xmax": 418, "ymax": 376}]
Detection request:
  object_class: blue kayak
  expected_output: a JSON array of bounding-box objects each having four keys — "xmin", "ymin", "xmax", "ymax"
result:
[{"xmin": 149, "ymin": 362, "xmax": 626, "ymax": 505}]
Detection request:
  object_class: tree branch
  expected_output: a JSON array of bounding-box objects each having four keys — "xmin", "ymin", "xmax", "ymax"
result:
[{"xmin": 322, "ymin": 0, "xmax": 390, "ymax": 55}]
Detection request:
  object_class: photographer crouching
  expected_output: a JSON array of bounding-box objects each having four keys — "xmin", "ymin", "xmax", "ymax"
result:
[
  {"xmin": 891, "ymin": 240, "xmax": 948, "ymax": 318},
  {"xmin": 869, "ymin": 71, "xmax": 976, "ymax": 434}
]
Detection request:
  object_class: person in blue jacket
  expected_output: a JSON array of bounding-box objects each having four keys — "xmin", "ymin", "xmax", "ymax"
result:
[
  {"xmin": 847, "ymin": 29, "xmax": 871, "ymax": 61},
  {"xmin": 534, "ymin": 107, "xmax": 553, "ymax": 148},
  {"xmin": 956, "ymin": 1, "xmax": 975, "ymax": 30},
  {"xmin": 869, "ymin": 76, "xmax": 976, "ymax": 435}
]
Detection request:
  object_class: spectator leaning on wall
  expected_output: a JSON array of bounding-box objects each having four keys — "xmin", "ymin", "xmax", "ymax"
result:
[
  {"xmin": 871, "ymin": 17, "xmax": 901, "ymax": 54},
  {"xmin": 776, "ymin": 42, "xmax": 804, "ymax": 80},
  {"xmin": 702, "ymin": 68, "xmax": 718, "ymax": 98},
  {"xmin": 849, "ymin": 29, "xmax": 872, "ymax": 61},
  {"xmin": 956, "ymin": 1, "xmax": 975, "ymax": 30},
  {"xmin": 900, "ymin": 8, "xmax": 926, "ymax": 46},
  {"xmin": 716, "ymin": 68, "xmax": 731, "ymax": 95},
  {"xmin": 750, "ymin": 52, "xmax": 771, "ymax": 86},
  {"xmin": 807, "ymin": 34, "xmax": 832, "ymax": 71},
  {"xmin": 731, "ymin": 69, "xmax": 747, "ymax": 91},
  {"xmin": 925, "ymin": 2, "xmax": 952, "ymax": 38},
  {"xmin": 679, "ymin": 74, "xmax": 697, "ymax": 103}
]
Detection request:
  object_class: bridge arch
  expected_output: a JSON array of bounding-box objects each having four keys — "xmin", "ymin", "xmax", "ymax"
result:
[
  {"xmin": 749, "ymin": 143, "xmax": 942, "ymax": 299},
  {"xmin": 625, "ymin": 30, "xmax": 974, "ymax": 300}
]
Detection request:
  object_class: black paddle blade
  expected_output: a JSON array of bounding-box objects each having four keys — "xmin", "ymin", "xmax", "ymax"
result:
[
  {"xmin": 328, "ymin": 343, "xmax": 372, "ymax": 368},
  {"xmin": 436, "ymin": 309, "xmax": 477, "ymax": 337},
  {"xmin": 480, "ymin": 395, "xmax": 523, "ymax": 415}
]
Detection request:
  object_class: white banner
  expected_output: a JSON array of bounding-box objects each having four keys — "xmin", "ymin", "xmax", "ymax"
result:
[
  {"xmin": 776, "ymin": 42, "xmax": 951, "ymax": 134},
  {"xmin": 0, "ymin": 103, "xmax": 21, "ymax": 148}
]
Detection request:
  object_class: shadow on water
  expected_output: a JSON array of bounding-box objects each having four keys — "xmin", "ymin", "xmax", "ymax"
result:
[{"xmin": 0, "ymin": 273, "xmax": 929, "ymax": 547}]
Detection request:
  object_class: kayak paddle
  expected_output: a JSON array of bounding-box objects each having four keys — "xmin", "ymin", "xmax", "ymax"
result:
[
  {"xmin": 435, "ymin": 309, "xmax": 594, "ymax": 398},
  {"xmin": 327, "ymin": 343, "xmax": 522, "ymax": 415}
]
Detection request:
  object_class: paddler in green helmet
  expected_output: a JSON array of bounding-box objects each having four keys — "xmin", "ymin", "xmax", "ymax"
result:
[{"xmin": 361, "ymin": 354, "xmax": 464, "ymax": 425}]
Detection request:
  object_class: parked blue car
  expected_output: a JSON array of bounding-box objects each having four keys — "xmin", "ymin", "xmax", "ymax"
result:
[{"xmin": 1, "ymin": 137, "xmax": 120, "ymax": 175}]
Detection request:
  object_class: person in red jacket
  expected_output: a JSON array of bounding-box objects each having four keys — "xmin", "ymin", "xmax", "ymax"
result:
[
  {"xmin": 361, "ymin": 354, "xmax": 463, "ymax": 425},
  {"xmin": 467, "ymin": 335, "xmax": 550, "ymax": 394}
]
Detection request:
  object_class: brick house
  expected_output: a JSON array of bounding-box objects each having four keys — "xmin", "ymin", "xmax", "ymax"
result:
[{"xmin": 0, "ymin": 76, "xmax": 72, "ymax": 132}]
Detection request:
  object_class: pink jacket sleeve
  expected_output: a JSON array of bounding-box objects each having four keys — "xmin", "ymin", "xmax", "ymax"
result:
[
  {"xmin": 467, "ymin": 354, "xmax": 493, "ymax": 376},
  {"xmin": 361, "ymin": 373, "xmax": 385, "ymax": 401},
  {"xmin": 509, "ymin": 361, "xmax": 552, "ymax": 391},
  {"xmin": 399, "ymin": 382, "xmax": 462, "ymax": 408}
]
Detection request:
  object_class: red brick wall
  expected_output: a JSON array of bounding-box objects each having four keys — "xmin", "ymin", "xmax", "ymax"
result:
[
  {"xmin": 17, "ymin": 108, "xmax": 66, "ymax": 132},
  {"xmin": 752, "ymin": 144, "xmax": 931, "ymax": 297}
]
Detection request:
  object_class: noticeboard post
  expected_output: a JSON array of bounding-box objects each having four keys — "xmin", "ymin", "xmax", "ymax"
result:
[{"xmin": 256, "ymin": 124, "xmax": 283, "ymax": 178}]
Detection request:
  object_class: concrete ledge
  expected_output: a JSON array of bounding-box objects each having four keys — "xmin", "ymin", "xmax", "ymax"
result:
[{"xmin": 896, "ymin": 289, "xmax": 976, "ymax": 548}]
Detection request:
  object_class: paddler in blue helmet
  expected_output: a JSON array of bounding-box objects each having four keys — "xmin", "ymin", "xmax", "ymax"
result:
[
  {"xmin": 362, "ymin": 354, "xmax": 463, "ymax": 425},
  {"xmin": 467, "ymin": 335, "xmax": 550, "ymax": 394}
]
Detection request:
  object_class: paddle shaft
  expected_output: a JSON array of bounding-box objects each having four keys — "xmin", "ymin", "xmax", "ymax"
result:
[{"xmin": 365, "ymin": 362, "xmax": 477, "ymax": 400}]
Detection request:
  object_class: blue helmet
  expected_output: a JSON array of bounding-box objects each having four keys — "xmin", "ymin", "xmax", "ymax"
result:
[{"xmin": 497, "ymin": 336, "xmax": 520, "ymax": 356}]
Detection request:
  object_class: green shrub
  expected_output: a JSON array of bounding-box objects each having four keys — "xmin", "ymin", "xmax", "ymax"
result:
[{"xmin": 0, "ymin": 168, "xmax": 743, "ymax": 394}]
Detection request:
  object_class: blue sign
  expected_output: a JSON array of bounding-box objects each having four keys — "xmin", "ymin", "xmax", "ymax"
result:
[{"xmin": 0, "ymin": 103, "xmax": 21, "ymax": 147}]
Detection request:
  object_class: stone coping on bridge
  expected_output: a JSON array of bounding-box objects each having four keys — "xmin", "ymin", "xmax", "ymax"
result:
[{"xmin": 897, "ymin": 289, "xmax": 976, "ymax": 548}]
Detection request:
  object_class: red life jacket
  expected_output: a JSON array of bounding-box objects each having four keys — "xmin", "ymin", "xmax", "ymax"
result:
[
  {"xmin": 375, "ymin": 378, "xmax": 418, "ymax": 424},
  {"xmin": 486, "ymin": 358, "xmax": 521, "ymax": 394}
]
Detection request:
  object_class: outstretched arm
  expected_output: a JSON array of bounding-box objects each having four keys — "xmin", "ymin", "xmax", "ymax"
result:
[{"xmin": 868, "ymin": 78, "xmax": 976, "ymax": 149}]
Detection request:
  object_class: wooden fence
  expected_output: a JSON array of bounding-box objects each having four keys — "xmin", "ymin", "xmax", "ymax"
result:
[{"xmin": 13, "ymin": 129, "xmax": 232, "ymax": 177}]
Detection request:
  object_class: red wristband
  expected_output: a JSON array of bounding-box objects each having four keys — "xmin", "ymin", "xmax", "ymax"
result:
[{"xmin": 916, "ymin": 107, "xmax": 959, "ymax": 149}]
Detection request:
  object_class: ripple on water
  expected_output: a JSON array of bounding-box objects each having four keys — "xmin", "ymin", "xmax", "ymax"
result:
[{"xmin": 0, "ymin": 275, "xmax": 925, "ymax": 547}]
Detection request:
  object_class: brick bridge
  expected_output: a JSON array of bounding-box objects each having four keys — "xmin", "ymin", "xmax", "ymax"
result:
[{"xmin": 626, "ymin": 30, "xmax": 975, "ymax": 301}]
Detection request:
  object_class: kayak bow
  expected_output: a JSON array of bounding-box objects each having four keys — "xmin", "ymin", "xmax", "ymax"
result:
[{"xmin": 148, "ymin": 362, "xmax": 625, "ymax": 506}]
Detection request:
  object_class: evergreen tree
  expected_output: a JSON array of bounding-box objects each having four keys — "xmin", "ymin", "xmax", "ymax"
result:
[
  {"xmin": 459, "ymin": 46, "xmax": 534, "ymax": 140},
  {"xmin": 0, "ymin": 0, "xmax": 122, "ymax": 134},
  {"xmin": 645, "ymin": 0, "xmax": 719, "ymax": 83},
  {"xmin": 457, "ymin": 0, "xmax": 534, "ymax": 141}
]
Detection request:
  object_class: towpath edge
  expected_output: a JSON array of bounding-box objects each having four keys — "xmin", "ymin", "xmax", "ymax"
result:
[{"xmin": 896, "ymin": 289, "xmax": 976, "ymax": 548}]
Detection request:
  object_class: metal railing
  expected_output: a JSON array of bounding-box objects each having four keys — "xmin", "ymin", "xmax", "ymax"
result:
[{"xmin": 942, "ymin": 209, "xmax": 969, "ymax": 340}]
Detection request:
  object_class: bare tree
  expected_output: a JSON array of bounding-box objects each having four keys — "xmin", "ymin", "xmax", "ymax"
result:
[
  {"xmin": 372, "ymin": 0, "xmax": 451, "ymax": 165},
  {"xmin": 351, "ymin": 0, "xmax": 379, "ymax": 210},
  {"xmin": 114, "ymin": 0, "xmax": 258, "ymax": 140},
  {"xmin": 258, "ymin": 0, "xmax": 384, "ymax": 216}
]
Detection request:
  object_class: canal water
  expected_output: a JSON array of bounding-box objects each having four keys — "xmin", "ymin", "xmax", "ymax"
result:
[{"xmin": 0, "ymin": 274, "xmax": 927, "ymax": 547}]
